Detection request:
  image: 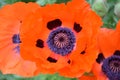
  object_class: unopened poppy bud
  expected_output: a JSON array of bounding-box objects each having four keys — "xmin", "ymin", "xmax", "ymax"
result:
[
  {"xmin": 92, "ymin": 0, "xmax": 109, "ymax": 17},
  {"xmin": 36, "ymin": 0, "xmax": 47, "ymax": 6},
  {"xmin": 36, "ymin": 0, "xmax": 56, "ymax": 6},
  {"xmin": 47, "ymin": 0, "xmax": 56, "ymax": 4},
  {"xmin": 114, "ymin": 2, "xmax": 120, "ymax": 18}
]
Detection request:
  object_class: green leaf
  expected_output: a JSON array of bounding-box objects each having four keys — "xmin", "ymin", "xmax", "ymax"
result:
[
  {"xmin": 86, "ymin": 0, "xmax": 95, "ymax": 5},
  {"xmin": 55, "ymin": 0, "xmax": 70, "ymax": 4},
  {"xmin": 36, "ymin": 0, "xmax": 47, "ymax": 6},
  {"xmin": 47, "ymin": 0, "xmax": 56, "ymax": 4},
  {"xmin": 4, "ymin": 0, "xmax": 21, "ymax": 4},
  {"xmin": 0, "ymin": 72, "xmax": 78, "ymax": 80},
  {"xmin": 21, "ymin": 0, "xmax": 36, "ymax": 3}
]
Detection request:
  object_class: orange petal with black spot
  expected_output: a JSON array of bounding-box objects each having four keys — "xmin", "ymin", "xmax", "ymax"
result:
[
  {"xmin": 20, "ymin": 0, "xmax": 102, "ymax": 77},
  {"xmin": 0, "ymin": 2, "xmax": 40, "ymax": 77}
]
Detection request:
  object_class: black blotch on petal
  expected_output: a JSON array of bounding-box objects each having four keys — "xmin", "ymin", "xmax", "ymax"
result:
[
  {"xmin": 73, "ymin": 22, "xmax": 82, "ymax": 33},
  {"xmin": 80, "ymin": 50, "xmax": 85, "ymax": 54},
  {"xmin": 12, "ymin": 34, "xmax": 21, "ymax": 44},
  {"xmin": 113, "ymin": 50, "xmax": 120, "ymax": 56},
  {"xmin": 96, "ymin": 53, "xmax": 105, "ymax": 64},
  {"xmin": 47, "ymin": 19, "xmax": 62, "ymax": 30},
  {"xmin": 20, "ymin": 21, "xmax": 22, "ymax": 23},
  {"xmin": 67, "ymin": 60, "xmax": 71, "ymax": 64},
  {"xmin": 47, "ymin": 57, "xmax": 57, "ymax": 63},
  {"xmin": 36, "ymin": 39, "xmax": 44, "ymax": 48}
]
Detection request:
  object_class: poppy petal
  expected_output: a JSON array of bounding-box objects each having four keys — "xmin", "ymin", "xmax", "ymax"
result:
[
  {"xmin": 93, "ymin": 21, "xmax": 120, "ymax": 80},
  {"xmin": 20, "ymin": 0, "xmax": 102, "ymax": 77},
  {"xmin": 0, "ymin": 2, "xmax": 40, "ymax": 77},
  {"xmin": 79, "ymin": 75, "xmax": 97, "ymax": 80}
]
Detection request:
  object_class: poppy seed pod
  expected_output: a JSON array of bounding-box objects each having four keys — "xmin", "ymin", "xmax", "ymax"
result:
[
  {"xmin": 92, "ymin": 0, "xmax": 109, "ymax": 17},
  {"xmin": 114, "ymin": 2, "xmax": 120, "ymax": 18}
]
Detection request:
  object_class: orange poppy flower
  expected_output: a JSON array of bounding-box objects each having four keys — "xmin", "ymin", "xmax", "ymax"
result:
[
  {"xmin": 0, "ymin": 2, "xmax": 40, "ymax": 77},
  {"xmin": 20, "ymin": 0, "xmax": 102, "ymax": 77},
  {"xmin": 92, "ymin": 21, "xmax": 120, "ymax": 80}
]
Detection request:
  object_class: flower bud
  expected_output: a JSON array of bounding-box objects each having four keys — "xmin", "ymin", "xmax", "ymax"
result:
[
  {"xmin": 114, "ymin": 2, "xmax": 120, "ymax": 18},
  {"xmin": 36, "ymin": 0, "xmax": 47, "ymax": 6},
  {"xmin": 36, "ymin": 0, "xmax": 56, "ymax": 6},
  {"xmin": 92, "ymin": 0, "xmax": 109, "ymax": 17}
]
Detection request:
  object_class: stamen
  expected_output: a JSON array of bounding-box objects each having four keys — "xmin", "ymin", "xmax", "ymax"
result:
[
  {"xmin": 109, "ymin": 59, "xmax": 120, "ymax": 73},
  {"xmin": 12, "ymin": 34, "xmax": 21, "ymax": 44},
  {"xmin": 13, "ymin": 46, "xmax": 20, "ymax": 53},
  {"xmin": 47, "ymin": 27, "xmax": 76, "ymax": 56},
  {"xmin": 102, "ymin": 55, "xmax": 120, "ymax": 80},
  {"xmin": 54, "ymin": 33, "xmax": 69, "ymax": 48}
]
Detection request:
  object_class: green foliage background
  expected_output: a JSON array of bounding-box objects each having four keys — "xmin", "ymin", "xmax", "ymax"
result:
[
  {"xmin": 0, "ymin": 0, "xmax": 119, "ymax": 80},
  {"xmin": 0, "ymin": 72, "xmax": 77, "ymax": 80}
]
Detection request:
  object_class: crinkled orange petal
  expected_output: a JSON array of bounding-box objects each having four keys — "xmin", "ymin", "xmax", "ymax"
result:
[
  {"xmin": 20, "ymin": 0, "xmax": 102, "ymax": 77},
  {"xmin": 20, "ymin": 3, "xmax": 75, "ymax": 71},
  {"xmin": 58, "ymin": 64, "xmax": 85, "ymax": 77},
  {"xmin": 0, "ymin": 2, "xmax": 40, "ymax": 21},
  {"xmin": 0, "ymin": 52, "xmax": 36, "ymax": 77},
  {"xmin": 116, "ymin": 20, "xmax": 120, "ymax": 32},
  {"xmin": 92, "ymin": 21, "xmax": 120, "ymax": 80},
  {"xmin": 79, "ymin": 75, "xmax": 97, "ymax": 80},
  {"xmin": 58, "ymin": 1, "xmax": 102, "ymax": 77},
  {"xmin": 67, "ymin": 0, "xmax": 90, "ymax": 14},
  {"xmin": 0, "ymin": 2, "xmax": 40, "ymax": 77},
  {"xmin": 97, "ymin": 28, "xmax": 119, "ymax": 58},
  {"xmin": 92, "ymin": 62, "xmax": 107, "ymax": 80}
]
